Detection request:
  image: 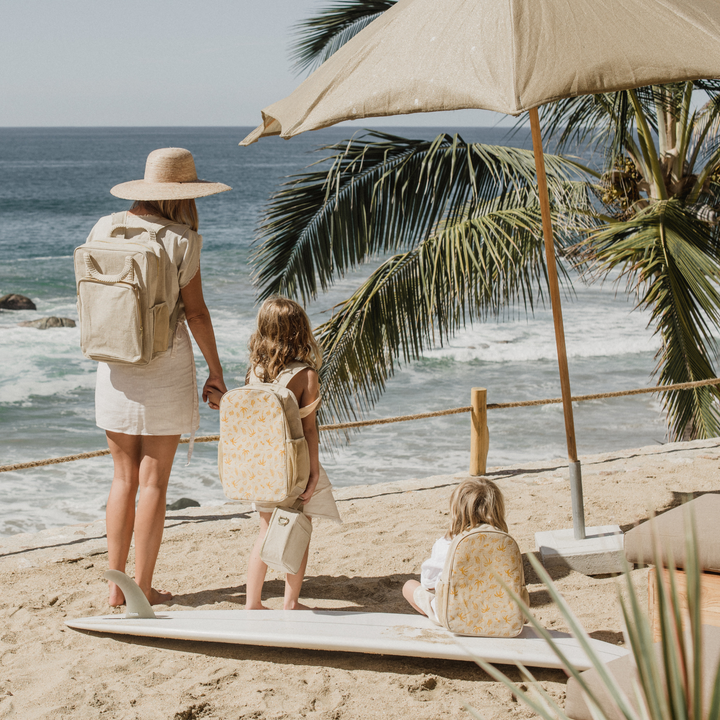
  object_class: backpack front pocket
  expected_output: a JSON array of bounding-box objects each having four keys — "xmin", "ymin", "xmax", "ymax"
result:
[{"xmin": 78, "ymin": 279, "xmax": 144, "ymax": 364}]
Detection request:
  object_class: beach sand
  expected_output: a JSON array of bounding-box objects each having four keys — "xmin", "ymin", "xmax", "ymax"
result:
[{"xmin": 1, "ymin": 438, "xmax": 719, "ymax": 720}]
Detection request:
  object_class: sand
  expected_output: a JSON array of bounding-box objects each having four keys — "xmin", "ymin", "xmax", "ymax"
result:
[{"xmin": 1, "ymin": 438, "xmax": 719, "ymax": 720}]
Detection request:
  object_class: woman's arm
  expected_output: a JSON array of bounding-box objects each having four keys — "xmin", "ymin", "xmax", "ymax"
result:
[
  {"xmin": 180, "ymin": 268, "xmax": 227, "ymax": 406},
  {"xmin": 287, "ymin": 368, "xmax": 320, "ymax": 503}
]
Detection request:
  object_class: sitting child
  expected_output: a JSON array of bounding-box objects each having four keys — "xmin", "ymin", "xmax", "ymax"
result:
[{"xmin": 403, "ymin": 477, "xmax": 528, "ymax": 625}]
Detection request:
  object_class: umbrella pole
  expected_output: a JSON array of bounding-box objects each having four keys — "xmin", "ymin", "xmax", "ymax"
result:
[{"xmin": 529, "ymin": 107, "xmax": 586, "ymax": 540}]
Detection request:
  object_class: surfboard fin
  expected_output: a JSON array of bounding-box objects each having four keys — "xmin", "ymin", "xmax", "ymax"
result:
[{"xmin": 104, "ymin": 570, "xmax": 156, "ymax": 619}]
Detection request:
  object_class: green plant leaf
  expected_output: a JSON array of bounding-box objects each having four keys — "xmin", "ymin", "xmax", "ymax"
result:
[
  {"xmin": 313, "ymin": 205, "xmax": 578, "ymax": 428},
  {"xmin": 580, "ymin": 200, "xmax": 720, "ymax": 440},
  {"xmin": 253, "ymin": 131, "xmax": 588, "ymax": 304},
  {"xmin": 290, "ymin": 0, "xmax": 396, "ymax": 74}
]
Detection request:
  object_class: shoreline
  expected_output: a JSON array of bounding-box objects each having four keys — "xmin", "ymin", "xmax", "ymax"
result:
[
  {"xmin": 3, "ymin": 437, "xmax": 717, "ymax": 568},
  {"xmin": 1, "ymin": 437, "xmax": 719, "ymax": 718}
]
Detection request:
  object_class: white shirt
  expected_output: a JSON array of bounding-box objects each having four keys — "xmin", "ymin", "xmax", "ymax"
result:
[{"xmin": 420, "ymin": 536, "xmax": 452, "ymax": 590}]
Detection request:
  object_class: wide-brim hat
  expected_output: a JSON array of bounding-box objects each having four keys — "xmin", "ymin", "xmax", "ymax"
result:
[{"xmin": 110, "ymin": 147, "xmax": 231, "ymax": 200}]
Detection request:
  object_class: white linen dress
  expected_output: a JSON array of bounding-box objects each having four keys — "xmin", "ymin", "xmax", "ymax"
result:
[{"xmin": 91, "ymin": 213, "xmax": 202, "ymax": 438}]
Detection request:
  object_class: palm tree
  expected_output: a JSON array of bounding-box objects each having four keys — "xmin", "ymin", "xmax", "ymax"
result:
[
  {"xmin": 255, "ymin": 0, "xmax": 720, "ymax": 441},
  {"xmin": 543, "ymin": 86, "xmax": 720, "ymax": 439}
]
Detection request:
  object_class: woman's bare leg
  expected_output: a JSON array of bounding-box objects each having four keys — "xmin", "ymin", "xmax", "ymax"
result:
[
  {"xmin": 284, "ymin": 526, "xmax": 311, "ymax": 610},
  {"xmin": 105, "ymin": 431, "xmax": 141, "ymax": 606},
  {"xmin": 105, "ymin": 431, "xmax": 179, "ymax": 606},
  {"xmin": 133, "ymin": 434, "xmax": 180, "ymax": 604},
  {"xmin": 246, "ymin": 512, "xmax": 272, "ymax": 609}
]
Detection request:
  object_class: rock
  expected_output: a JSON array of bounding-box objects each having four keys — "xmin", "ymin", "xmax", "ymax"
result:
[
  {"xmin": 18, "ymin": 317, "xmax": 76, "ymax": 329},
  {"xmin": 0, "ymin": 294, "xmax": 36, "ymax": 310},
  {"xmin": 167, "ymin": 498, "xmax": 201, "ymax": 511}
]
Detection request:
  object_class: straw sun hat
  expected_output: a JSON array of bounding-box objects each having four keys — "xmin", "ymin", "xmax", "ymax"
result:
[{"xmin": 110, "ymin": 147, "xmax": 231, "ymax": 201}]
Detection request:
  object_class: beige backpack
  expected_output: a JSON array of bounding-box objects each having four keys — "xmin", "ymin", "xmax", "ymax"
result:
[
  {"xmin": 435, "ymin": 525, "xmax": 528, "ymax": 637},
  {"xmin": 218, "ymin": 363, "xmax": 313, "ymax": 504},
  {"xmin": 74, "ymin": 212, "xmax": 178, "ymax": 365}
]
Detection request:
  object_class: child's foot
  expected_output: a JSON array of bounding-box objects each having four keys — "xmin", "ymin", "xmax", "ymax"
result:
[
  {"xmin": 284, "ymin": 601, "xmax": 312, "ymax": 610},
  {"xmin": 108, "ymin": 584, "xmax": 125, "ymax": 608},
  {"xmin": 246, "ymin": 603, "xmax": 270, "ymax": 610},
  {"xmin": 145, "ymin": 588, "xmax": 173, "ymax": 605}
]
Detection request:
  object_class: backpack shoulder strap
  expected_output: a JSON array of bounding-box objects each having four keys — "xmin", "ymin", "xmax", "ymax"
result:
[
  {"xmin": 298, "ymin": 397, "xmax": 321, "ymax": 418},
  {"xmin": 275, "ymin": 362, "xmax": 310, "ymax": 388},
  {"xmin": 108, "ymin": 212, "xmax": 129, "ymax": 239},
  {"xmin": 109, "ymin": 212, "xmax": 172, "ymax": 243},
  {"xmin": 275, "ymin": 362, "xmax": 321, "ymax": 417},
  {"xmin": 246, "ymin": 366, "xmax": 264, "ymax": 386}
]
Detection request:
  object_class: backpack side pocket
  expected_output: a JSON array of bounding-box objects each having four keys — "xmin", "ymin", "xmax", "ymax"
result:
[
  {"xmin": 152, "ymin": 302, "xmax": 170, "ymax": 354},
  {"xmin": 217, "ymin": 431, "xmax": 224, "ymax": 483},
  {"xmin": 285, "ymin": 436, "xmax": 310, "ymax": 494},
  {"xmin": 435, "ymin": 578, "xmax": 450, "ymax": 630}
]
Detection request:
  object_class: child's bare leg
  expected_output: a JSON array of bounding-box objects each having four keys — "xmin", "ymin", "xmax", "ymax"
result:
[
  {"xmin": 246, "ymin": 512, "xmax": 272, "ymax": 609},
  {"xmin": 284, "ymin": 526, "xmax": 311, "ymax": 610},
  {"xmin": 402, "ymin": 579, "xmax": 426, "ymax": 615}
]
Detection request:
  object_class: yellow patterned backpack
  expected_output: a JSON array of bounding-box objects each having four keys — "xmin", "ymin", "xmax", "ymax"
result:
[
  {"xmin": 218, "ymin": 362, "xmax": 313, "ymax": 503},
  {"xmin": 435, "ymin": 524, "xmax": 529, "ymax": 637}
]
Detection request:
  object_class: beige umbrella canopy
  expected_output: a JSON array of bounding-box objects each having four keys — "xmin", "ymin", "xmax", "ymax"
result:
[
  {"xmin": 242, "ymin": 0, "xmax": 720, "ymax": 143},
  {"xmin": 241, "ymin": 0, "xmax": 720, "ymax": 539}
]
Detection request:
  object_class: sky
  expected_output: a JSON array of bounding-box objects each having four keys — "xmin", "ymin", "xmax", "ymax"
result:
[{"xmin": 1, "ymin": 0, "xmax": 511, "ymax": 128}]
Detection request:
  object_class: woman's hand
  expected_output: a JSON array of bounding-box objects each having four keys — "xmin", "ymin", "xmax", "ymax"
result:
[
  {"xmin": 298, "ymin": 474, "xmax": 319, "ymax": 503},
  {"xmin": 182, "ymin": 269, "xmax": 227, "ymax": 409},
  {"xmin": 203, "ymin": 376, "xmax": 227, "ymax": 410}
]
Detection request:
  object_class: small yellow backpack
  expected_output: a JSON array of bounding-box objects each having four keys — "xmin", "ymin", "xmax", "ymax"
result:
[
  {"xmin": 218, "ymin": 362, "xmax": 313, "ymax": 504},
  {"xmin": 435, "ymin": 524, "xmax": 528, "ymax": 637}
]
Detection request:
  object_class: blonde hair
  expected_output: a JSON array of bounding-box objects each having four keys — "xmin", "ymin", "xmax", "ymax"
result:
[
  {"xmin": 447, "ymin": 478, "xmax": 507, "ymax": 537},
  {"xmin": 248, "ymin": 297, "xmax": 322, "ymax": 383},
  {"xmin": 130, "ymin": 199, "xmax": 199, "ymax": 231}
]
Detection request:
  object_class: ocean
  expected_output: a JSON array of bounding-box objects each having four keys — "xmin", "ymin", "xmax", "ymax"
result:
[{"xmin": 0, "ymin": 126, "xmax": 667, "ymax": 537}]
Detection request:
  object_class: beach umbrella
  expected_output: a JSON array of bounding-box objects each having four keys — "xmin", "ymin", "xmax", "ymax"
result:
[{"xmin": 241, "ymin": 0, "xmax": 720, "ymax": 540}]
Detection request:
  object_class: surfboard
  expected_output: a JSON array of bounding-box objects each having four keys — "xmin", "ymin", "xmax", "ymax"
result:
[
  {"xmin": 67, "ymin": 609, "xmax": 631, "ymax": 670},
  {"xmin": 65, "ymin": 572, "xmax": 628, "ymax": 670}
]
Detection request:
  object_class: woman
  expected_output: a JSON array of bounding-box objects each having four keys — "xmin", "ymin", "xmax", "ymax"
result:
[{"xmin": 89, "ymin": 147, "xmax": 230, "ymax": 606}]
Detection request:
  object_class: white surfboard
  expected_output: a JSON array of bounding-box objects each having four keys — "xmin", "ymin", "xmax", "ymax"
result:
[
  {"xmin": 65, "ymin": 572, "xmax": 628, "ymax": 670},
  {"xmin": 66, "ymin": 608, "xmax": 627, "ymax": 670}
]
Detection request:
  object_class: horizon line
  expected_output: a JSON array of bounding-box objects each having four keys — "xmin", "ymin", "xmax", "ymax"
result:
[{"xmin": 0, "ymin": 124, "xmax": 524, "ymax": 130}]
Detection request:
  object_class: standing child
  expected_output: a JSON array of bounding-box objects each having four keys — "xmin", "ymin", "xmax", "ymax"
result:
[
  {"xmin": 403, "ymin": 477, "xmax": 529, "ymax": 624},
  {"xmin": 207, "ymin": 297, "xmax": 341, "ymax": 609}
]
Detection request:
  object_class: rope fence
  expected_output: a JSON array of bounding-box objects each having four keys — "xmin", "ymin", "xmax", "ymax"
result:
[{"xmin": 3, "ymin": 376, "xmax": 720, "ymax": 474}]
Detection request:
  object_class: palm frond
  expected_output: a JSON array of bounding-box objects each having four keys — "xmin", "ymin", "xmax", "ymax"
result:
[
  {"xmin": 539, "ymin": 86, "xmax": 688, "ymax": 167},
  {"xmin": 583, "ymin": 200, "xmax": 720, "ymax": 439},
  {"xmin": 252, "ymin": 131, "xmax": 587, "ymax": 302},
  {"xmin": 688, "ymin": 94, "xmax": 720, "ymax": 179},
  {"xmin": 538, "ymin": 93, "xmax": 618, "ymax": 157},
  {"xmin": 694, "ymin": 78, "xmax": 720, "ymax": 95},
  {"xmin": 290, "ymin": 0, "xmax": 396, "ymax": 74},
  {"xmin": 315, "ymin": 206, "xmax": 564, "ymax": 427}
]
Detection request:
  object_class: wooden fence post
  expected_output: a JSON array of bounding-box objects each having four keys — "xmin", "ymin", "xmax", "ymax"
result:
[{"xmin": 470, "ymin": 387, "xmax": 489, "ymax": 476}]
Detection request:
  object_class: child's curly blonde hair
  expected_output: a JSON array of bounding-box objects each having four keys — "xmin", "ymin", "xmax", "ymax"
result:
[
  {"xmin": 448, "ymin": 477, "xmax": 508, "ymax": 537},
  {"xmin": 247, "ymin": 296, "xmax": 322, "ymax": 383}
]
